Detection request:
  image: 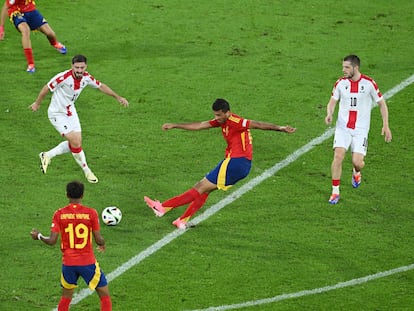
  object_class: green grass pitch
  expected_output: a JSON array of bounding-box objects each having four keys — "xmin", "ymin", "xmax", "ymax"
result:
[{"xmin": 0, "ymin": 0, "xmax": 413, "ymax": 310}]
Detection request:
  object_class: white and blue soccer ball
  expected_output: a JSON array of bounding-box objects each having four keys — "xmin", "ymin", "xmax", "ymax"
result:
[{"xmin": 101, "ymin": 206, "xmax": 122, "ymax": 226}]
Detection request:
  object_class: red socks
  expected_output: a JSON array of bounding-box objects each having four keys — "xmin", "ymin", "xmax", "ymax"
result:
[
  {"xmin": 163, "ymin": 188, "xmax": 199, "ymax": 208},
  {"xmin": 100, "ymin": 295, "xmax": 112, "ymax": 311},
  {"xmin": 58, "ymin": 297, "xmax": 71, "ymax": 311},
  {"xmin": 58, "ymin": 295, "xmax": 111, "ymax": 310},
  {"xmin": 23, "ymin": 48, "xmax": 34, "ymax": 65},
  {"xmin": 48, "ymin": 37, "xmax": 58, "ymax": 46},
  {"xmin": 332, "ymin": 179, "xmax": 340, "ymax": 186},
  {"xmin": 179, "ymin": 193, "xmax": 209, "ymax": 221}
]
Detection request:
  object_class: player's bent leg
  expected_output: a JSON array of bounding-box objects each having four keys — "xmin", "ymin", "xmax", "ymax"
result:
[
  {"xmin": 193, "ymin": 177, "xmax": 218, "ymax": 194},
  {"xmin": 351, "ymin": 153, "xmax": 365, "ymax": 188},
  {"xmin": 351, "ymin": 152, "xmax": 365, "ymax": 172},
  {"xmin": 38, "ymin": 23, "xmax": 67, "ymax": 54},
  {"xmin": 173, "ymin": 192, "xmax": 209, "ymax": 229}
]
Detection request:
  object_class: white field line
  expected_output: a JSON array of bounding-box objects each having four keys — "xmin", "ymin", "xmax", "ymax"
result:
[
  {"xmin": 53, "ymin": 74, "xmax": 414, "ymax": 311},
  {"xmin": 188, "ymin": 263, "xmax": 414, "ymax": 311}
]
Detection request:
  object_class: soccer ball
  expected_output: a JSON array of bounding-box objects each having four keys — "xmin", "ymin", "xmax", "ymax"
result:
[{"xmin": 101, "ymin": 206, "xmax": 122, "ymax": 226}]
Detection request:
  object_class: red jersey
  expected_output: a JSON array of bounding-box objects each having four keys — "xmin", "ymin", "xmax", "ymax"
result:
[
  {"xmin": 51, "ymin": 203, "xmax": 100, "ymax": 266},
  {"xmin": 209, "ymin": 113, "xmax": 253, "ymax": 160},
  {"xmin": 6, "ymin": 0, "xmax": 36, "ymax": 15}
]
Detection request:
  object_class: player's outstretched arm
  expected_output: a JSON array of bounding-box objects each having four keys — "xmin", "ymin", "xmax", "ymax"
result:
[
  {"xmin": 249, "ymin": 120, "xmax": 296, "ymax": 133},
  {"xmin": 99, "ymin": 83, "xmax": 129, "ymax": 107},
  {"xmin": 162, "ymin": 121, "xmax": 212, "ymax": 131}
]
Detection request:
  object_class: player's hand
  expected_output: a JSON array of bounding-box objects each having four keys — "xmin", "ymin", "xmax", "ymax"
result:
[
  {"xmin": 96, "ymin": 245, "xmax": 106, "ymax": 252},
  {"xmin": 29, "ymin": 102, "xmax": 40, "ymax": 111},
  {"xmin": 30, "ymin": 228, "xmax": 40, "ymax": 240},
  {"xmin": 281, "ymin": 125, "xmax": 296, "ymax": 133},
  {"xmin": 382, "ymin": 126, "xmax": 392, "ymax": 143},
  {"xmin": 0, "ymin": 26, "xmax": 5, "ymax": 40},
  {"xmin": 162, "ymin": 123, "xmax": 175, "ymax": 131},
  {"xmin": 325, "ymin": 114, "xmax": 333, "ymax": 125},
  {"xmin": 118, "ymin": 97, "xmax": 129, "ymax": 107}
]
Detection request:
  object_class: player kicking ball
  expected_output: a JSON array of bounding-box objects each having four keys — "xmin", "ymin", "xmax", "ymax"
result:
[{"xmin": 144, "ymin": 98, "xmax": 296, "ymax": 229}]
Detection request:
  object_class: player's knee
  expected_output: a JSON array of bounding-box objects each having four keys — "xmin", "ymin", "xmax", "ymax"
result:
[{"xmin": 353, "ymin": 160, "xmax": 365, "ymax": 171}]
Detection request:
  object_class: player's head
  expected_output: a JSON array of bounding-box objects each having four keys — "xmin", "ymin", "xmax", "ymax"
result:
[
  {"xmin": 343, "ymin": 55, "xmax": 360, "ymax": 67},
  {"xmin": 342, "ymin": 54, "xmax": 360, "ymax": 79},
  {"xmin": 66, "ymin": 181, "xmax": 84, "ymax": 199},
  {"xmin": 213, "ymin": 98, "xmax": 230, "ymax": 112},
  {"xmin": 212, "ymin": 98, "xmax": 231, "ymax": 124},
  {"xmin": 71, "ymin": 55, "xmax": 88, "ymax": 79},
  {"xmin": 72, "ymin": 54, "xmax": 87, "ymax": 64}
]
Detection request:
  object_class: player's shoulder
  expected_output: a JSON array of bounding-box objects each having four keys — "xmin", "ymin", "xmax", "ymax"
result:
[
  {"xmin": 82, "ymin": 71, "xmax": 100, "ymax": 84},
  {"xmin": 360, "ymin": 74, "xmax": 378, "ymax": 87},
  {"xmin": 228, "ymin": 113, "xmax": 243, "ymax": 123},
  {"xmin": 334, "ymin": 77, "xmax": 348, "ymax": 87},
  {"xmin": 50, "ymin": 69, "xmax": 72, "ymax": 81}
]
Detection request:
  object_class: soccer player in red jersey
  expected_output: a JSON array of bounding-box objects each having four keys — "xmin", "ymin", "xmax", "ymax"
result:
[
  {"xmin": 144, "ymin": 98, "xmax": 296, "ymax": 229},
  {"xmin": 29, "ymin": 54, "xmax": 129, "ymax": 184},
  {"xmin": 0, "ymin": 0, "xmax": 66, "ymax": 72},
  {"xmin": 325, "ymin": 55, "xmax": 392, "ymax": 204},
  {"xmin": 30, "ymin": 181, "xmax": 112, "ymax": 311}
]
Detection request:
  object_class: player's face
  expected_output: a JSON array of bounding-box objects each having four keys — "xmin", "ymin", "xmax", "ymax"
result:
[
  {"xmin": 342, "ymin": 61, "xmax": 357, "ymax": 79},
  {"xmin": 72, "ymin": 62, "xmax": 87, "ymax": 79},
  {"xmin": 213, "ymin": 110, "xmax": 231, "ymax": 124}
]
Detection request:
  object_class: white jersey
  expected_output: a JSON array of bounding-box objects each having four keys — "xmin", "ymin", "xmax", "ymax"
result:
[
  {"xmin": 332, "ymin": 74, "xmax": 383, "ymax": 131},
  {"xmin": 47, "ymin": 70, "xmax": 101, "ymax": 116}
]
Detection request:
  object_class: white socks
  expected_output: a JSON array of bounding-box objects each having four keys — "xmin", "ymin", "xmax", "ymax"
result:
[
  {"xmin": 46, "ymin": 141, "xmax": 70, "ymax": 158},
  {"xmin": 71, "ymin": 149, "xmax": 90, "ymax": 173},
  {"xmin": 45, "ymin": 141, "xmax": 91, "ymax": 173}
]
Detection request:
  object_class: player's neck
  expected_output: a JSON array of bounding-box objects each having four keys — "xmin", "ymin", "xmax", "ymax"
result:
[
  {"xmin": 69, "ymin": 199, "xmax": 82, "ymax": 204},
  {"xmin": 351, "ymin": 72, "xmax": 361, "ymax": 82}
]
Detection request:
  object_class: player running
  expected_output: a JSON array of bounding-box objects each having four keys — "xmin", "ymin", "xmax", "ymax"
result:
[
  {"xmin": 0, "ymin": 0, "xmax": 67, "ymax": 72},
  {"xmin": 29, "ymin": 54, "xmax": 129, "ymax": 183}
]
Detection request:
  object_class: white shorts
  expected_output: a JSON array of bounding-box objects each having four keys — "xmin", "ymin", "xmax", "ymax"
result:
[
  {"xmin": 333, "ymin": 127, "xmax": 368, "ymax": 156},
  {"xmin": 48, "ymin": 112, "xmax": 82, "ymax": 136}
]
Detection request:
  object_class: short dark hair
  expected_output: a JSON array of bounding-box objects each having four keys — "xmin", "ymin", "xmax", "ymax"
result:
[
  {"xmin": 343, "ymin": 54, "xmax": 360, "ymax": 67},
  {"xmin": 72, "ymin": 54, "xmax": 87, "ymax": 64},
  {"xmin": 66, "ymin": 181, "xmax": 84, "ymax": 199},
  {"xmin": 212, "ymin": 98, "xmax": 230, "ymax": 112}
]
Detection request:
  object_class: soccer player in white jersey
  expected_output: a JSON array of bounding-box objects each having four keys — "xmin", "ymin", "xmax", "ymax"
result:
[
  {"xmin": 325, "ymin": 54, "xmax": 392, "ymax": 204},
  {"xmin": 29, "ymin": 54, "xmax": 129, "ymax": 183}
]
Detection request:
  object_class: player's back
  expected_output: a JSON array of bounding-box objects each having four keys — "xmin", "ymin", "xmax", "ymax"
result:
[{"xmin": 53, "ymin": 203, "xmax": 100, "ymax": 265}]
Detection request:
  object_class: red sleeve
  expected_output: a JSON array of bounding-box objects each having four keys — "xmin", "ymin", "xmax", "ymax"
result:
[
  {"xmin": 51, "ymin": 210, "xmax": 61, "ymax": 233},
  {"xmin": 209, "ymin": 119, "xmax": 220, "ymax": 127},
  {"xmin": 91, "ymin": 209, "xmax": 100, "ymax": 231}
]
